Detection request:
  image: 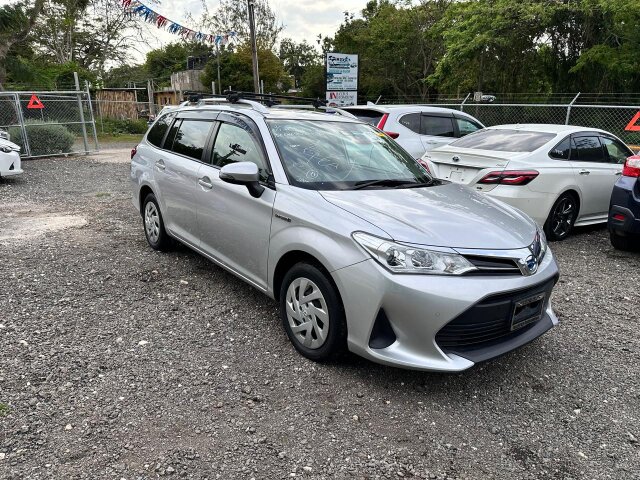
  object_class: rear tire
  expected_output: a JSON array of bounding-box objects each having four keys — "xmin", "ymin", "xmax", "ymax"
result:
[
  {"xmin": 142, "ymin": 193, "xmax": 172, "ymax": 251},
  {"xmin": 279, "ymin": 263, "xmax": 347, "ymax": 362},
  {"xmin": 609, "ymin": 231, "xmax": 637, "ymax": 251},
  {"xmin": 544, "ymin": 193, "xmax": 579, "ymax": 241}
]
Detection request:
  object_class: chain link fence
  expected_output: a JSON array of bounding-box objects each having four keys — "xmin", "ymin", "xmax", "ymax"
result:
[
  {"xmin": 378, "ymin": 93, "xmax": 640, "ymax": 148},
  {"xmin": 0, "ymin": 89, "xmax": 98, "ymax": 158}
]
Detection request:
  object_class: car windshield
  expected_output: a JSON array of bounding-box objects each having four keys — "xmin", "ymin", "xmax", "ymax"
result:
[
  {"xmin": 450, "ymin": 129, "xmax": 556, "ymax": 152},
  {"xmin": 267, "ymin": 119, "xmax": 434, "ymax": 190}
]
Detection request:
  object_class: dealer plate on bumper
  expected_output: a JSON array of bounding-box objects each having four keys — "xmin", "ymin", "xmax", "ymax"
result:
[{"xmin": 511, "ymin": 293, "xmax": 546, "ymax": 331}]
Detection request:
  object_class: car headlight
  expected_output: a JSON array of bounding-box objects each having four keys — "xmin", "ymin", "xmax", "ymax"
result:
[
  {"xmin": 0, "ymin": 146, "xmax": 12, "ymax": 153},
  {"xmin": 538, "ymin": 228, "xmax": 548, "ymax": 260},
  {"xmin": 352, "ymin": 232, "xmax": 477, "ymax": 275}
]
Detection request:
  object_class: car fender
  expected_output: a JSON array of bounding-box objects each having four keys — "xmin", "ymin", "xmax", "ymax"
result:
[{"xmin": 267, "ymin": 224, "xmax": 372, "ymax": 298}]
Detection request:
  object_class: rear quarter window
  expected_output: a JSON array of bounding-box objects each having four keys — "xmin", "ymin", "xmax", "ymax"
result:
[
  {"xmin": 147, "ymin": 113, "xmax": 175, "ymax": 148},
  {"xmin": 451, "ymin": 129, "xmax": 556, "ymax": 152}
]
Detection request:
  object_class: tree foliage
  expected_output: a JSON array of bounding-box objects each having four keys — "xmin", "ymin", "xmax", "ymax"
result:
[
  {"xmin": 202, "ymin": 41, "xmax": 290, "ymax": 93},
  {"xmin": 279, "ymin": 38, "xmax": 321, "ymax": 87},
  {"xmin": 0, "ymin": 0, "xmax": 46, "ymax": 89},
  {"xmin": 32, "ymin": 0, "xmax": 145, "ymax": 76},
  {"xmin": 3, "ymin": 0, "xmax": 640, "ymax": 99},
  {"xmin": 197, "ymin": 0, "xmax": 283, "ymax": 50}
]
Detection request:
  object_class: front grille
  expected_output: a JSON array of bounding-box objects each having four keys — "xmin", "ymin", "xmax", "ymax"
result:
[
  {"xmin": 464, "ymin": 255, "xmax": 521, "ymax": 276},
  {"xmin": 436, "ymin": 278, "xmax": 556, "ymax": 350}
]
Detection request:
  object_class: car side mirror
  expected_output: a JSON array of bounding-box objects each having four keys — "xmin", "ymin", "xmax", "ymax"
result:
[{"xmin": 219, "ymin": 162, "xmax": 265, "ymax": 198}]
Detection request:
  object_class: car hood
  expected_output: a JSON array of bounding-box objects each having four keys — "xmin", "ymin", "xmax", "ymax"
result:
[
  {"xmin": 320, "ymin": 182, "xmax": 537, "ymax": 249},
  {"xmin": 0, "ymin": 138, "xmax": 20, "ymax": 151}
]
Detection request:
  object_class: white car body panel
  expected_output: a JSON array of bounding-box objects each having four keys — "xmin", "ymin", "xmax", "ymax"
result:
[
  {"xmin": 423, "ymin": 124, "xmax": 627, "ymax": 227},
  {"xmin": 0, "ymin": 138, "xmax": 23, "ymax": 178},
  {"xmin": 341, "ymin": 105, "xmax": 485, "ymax": 159}
]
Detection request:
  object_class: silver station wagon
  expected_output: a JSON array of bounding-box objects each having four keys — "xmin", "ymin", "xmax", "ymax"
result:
[{"xmin": 130, "ymin": 95, "xmax": 560, "ymax": 372}]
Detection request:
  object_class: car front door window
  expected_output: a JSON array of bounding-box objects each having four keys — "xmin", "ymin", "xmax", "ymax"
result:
[
  {"xmin": 572, "ymin": 136, "xmax": 605, "ymax": 162},
  {"xmin": 212, "ymin": 122, "xmax": 269, "ymax": 182}
]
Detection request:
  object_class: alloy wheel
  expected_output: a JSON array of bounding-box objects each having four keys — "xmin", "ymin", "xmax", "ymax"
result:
[
  {"xmin": 285, "ymin": 277, "xmax": 330, "ymax": 349},
  {"xmin": 550, "ymin": 197, "xmax": 575, "ymax": 239}
]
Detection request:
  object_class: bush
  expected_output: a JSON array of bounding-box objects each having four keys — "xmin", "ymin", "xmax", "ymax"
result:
[
  {"xmin": 9, "ymin": 121, "xmax": 75, "ymax": 156},
  {"xmin": 99, "ymin": 118, "xmax": 148, "ymax": 136}
]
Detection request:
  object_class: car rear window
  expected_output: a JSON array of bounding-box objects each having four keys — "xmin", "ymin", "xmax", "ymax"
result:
[
  {"xmin": 451, "ymin": 129, "xmax": 556, "ymax": 152},
  {"xmin": 341, "ymin": 109, "xmax": 385, "ymax": 127}
]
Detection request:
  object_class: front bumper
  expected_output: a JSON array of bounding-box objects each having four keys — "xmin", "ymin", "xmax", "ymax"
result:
[
  {"xmin": 332, "ymin": 249, "xmax": 559, "ymax": 372},
  {"xmin": 0, "ymin": 151, "xmax": 22, "ymax": 177}
]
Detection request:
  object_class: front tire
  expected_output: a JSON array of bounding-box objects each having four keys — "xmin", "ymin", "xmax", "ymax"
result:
[
  {"xmin": 142, "ymin": 193, "xmax": 171, "ymax": 251},
  {"xmin": 279, "ymin": 263, "xmax": 347, "ymax": 362},
  {"xmin": 544, "ymin": 193, "xmax": 579, "ymax": 241}
]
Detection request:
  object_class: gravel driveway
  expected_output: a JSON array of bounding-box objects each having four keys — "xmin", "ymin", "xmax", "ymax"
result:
[{"xmin": 1, "ymin": 152, "xmax": 638, "ymax": 480}]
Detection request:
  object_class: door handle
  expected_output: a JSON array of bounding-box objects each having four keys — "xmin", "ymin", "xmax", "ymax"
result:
[
  {"xmin": 155, "ymin": 160, "xmax": 166, "ymax": 171},
  {"xmin": 198, "ymin": 177, "xmax": 213, "ymax": 189},
  {"xmin": 579, "ymin": 169, "xmax": 590, "ymax": 175},
  {"xmin": 615, "ymin": 171, "xmax": 622, "ymax": 176}
]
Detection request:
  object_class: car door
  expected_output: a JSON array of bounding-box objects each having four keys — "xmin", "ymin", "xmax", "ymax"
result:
[
  {"xmin": 569, "ymin": 133, "xmax": 616, "ymax": 220},
  {"xmin": 394, "ymin": 112, "xmax": 425, "ymax": 157},
  {"xmin": 420, "ymin": 114, "xmax": 456, "ymax": 152},
  {"xmin": 195, "ymin": 114, "xmax": 276, "ymax": 289},
  {"xmin": 154, "ymin": 114, "xmax": 215, "ymax": 246}
]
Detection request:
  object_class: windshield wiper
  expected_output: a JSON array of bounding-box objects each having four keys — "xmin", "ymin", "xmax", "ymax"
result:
[{"xmin": 352, "ymin": 179, "xmax": 432, "ymax": 190}]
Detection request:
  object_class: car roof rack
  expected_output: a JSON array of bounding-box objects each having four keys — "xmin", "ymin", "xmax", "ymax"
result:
[
  {"xmin": 222, "ymin": 90, "xmax": 328, "ymax": 109},
  {"xmin": 185, "ymin": 90, "xmax": 330, "ymax": 114}
]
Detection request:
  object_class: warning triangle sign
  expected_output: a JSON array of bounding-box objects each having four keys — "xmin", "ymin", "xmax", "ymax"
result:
[
  {"xmin": 27, "ymin": 94, "xmax": 44, "ymax": 109},
  {"xmin": 624, "ymin": 111, "xmax": 640, "ymax": 132}
]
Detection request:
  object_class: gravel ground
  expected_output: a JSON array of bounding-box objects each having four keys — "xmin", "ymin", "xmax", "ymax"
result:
[{"xmin": 0, "ymin": 153, "xmax": 639, "ymax": 480}]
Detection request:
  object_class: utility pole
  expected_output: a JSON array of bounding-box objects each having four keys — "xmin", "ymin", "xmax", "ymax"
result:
[
  {"xmin": 215, "ymin": 44, "xmax": 222, "ymax": 95},
  {"xmin": 247, "ymin": 0, "xmax": 260, "ymax": 93}
]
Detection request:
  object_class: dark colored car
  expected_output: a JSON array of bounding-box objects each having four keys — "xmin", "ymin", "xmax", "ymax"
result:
[{"xmin": 608, "ymin": 155, "xmax": 640, "ymax": 250}]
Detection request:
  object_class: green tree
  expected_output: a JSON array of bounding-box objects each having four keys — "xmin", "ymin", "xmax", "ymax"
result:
[
  {"xmin": 197, "ymin": 0, "xmax": 283, "ymax": 50},
  {"xmin": 0, "ymin": 0, "xmax": 45, "ymax": 89},
  {"xmin": 300, "ymin": 64, "xmax": 325, "ymax": 98},
  {"xmin": 332, "ymin": 0, "xmax": 449, "ymax": 101},
  {"xmin": 202, "ymin": 41, "xmax": 290, "ymax": 93},
  {"xmin": 427, "ymin": 0, "xmax": 552, "ymax": 94},
  {"xmin": 279, "ymin": 38, "xmax": 321, "ymax": 88},
  {"xmin": 144, "ymin": 42, "xmax": 212, "ymax": 85},
  {"xmin": 33, "ymin": 0, "xmax": 145, "ymax": 76}
]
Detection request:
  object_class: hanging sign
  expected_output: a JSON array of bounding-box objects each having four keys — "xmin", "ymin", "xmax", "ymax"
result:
[
  {"xmin": 27, "ymin": 94, "xmax": 44, "ymax": 110},
  {"xmin": 625, "ymin": 111, "xmax": 640, "ymax": 132}
]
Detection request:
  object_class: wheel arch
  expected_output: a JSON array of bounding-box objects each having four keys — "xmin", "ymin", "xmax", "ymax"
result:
[
  {"xmin": 138, "ymin": 184, "xmax": 155, "ymax": 215},
  {"xmin": 272, "ymin": 250, "xmax": 332, "ymax": 302}
]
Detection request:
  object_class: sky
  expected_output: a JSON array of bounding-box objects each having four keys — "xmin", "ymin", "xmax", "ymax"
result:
[{"xmin": 0, "ymin": 0, "xmax": 370, "ymax": 62}]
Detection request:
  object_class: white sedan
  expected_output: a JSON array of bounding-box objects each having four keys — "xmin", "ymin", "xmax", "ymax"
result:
[
  {"xmin": 0, "ymin": 137, "xmax": 22, "ymax": 179},
  {"xmin": 422, "ymin": 124, "xmax": 633, "ymax": 240}
]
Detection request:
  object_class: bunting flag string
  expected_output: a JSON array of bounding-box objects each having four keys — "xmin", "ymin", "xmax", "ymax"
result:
[{"xmin": 122, "ymin": 0, "xmax": 237, "ymax": 46}]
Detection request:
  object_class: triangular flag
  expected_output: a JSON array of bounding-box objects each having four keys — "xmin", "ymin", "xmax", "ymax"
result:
[
  {"xmin": 27, "ymin": 94, "xmax": 44, "ymax": 109},
  {"xmin": 624, "ymin": 111, "xmax": 640, "ymax": 132}
]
